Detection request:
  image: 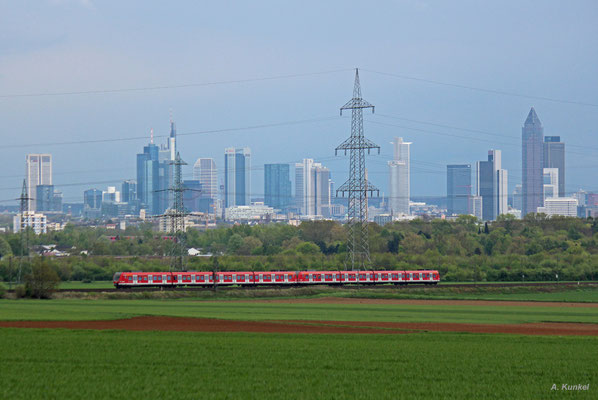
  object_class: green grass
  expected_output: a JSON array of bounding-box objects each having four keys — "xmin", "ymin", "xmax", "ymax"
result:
[
  {"xmin": 0, "ymin": 328, "xmax": 595, "ymax": 399},
  {"xmin": 334, "ymin": 285, "xmax": 598, "ymax": 303},
  {"xmin": 1, "ymin": 298, "xmax": 598, "ymax": 324},
  {"xmin": 58, "ymin": 280, "xmax": 114, "ymax": 289}
]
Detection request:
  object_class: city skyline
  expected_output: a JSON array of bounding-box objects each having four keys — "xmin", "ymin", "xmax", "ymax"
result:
[{"xmin": 1, "ymin": 2, "xmax": 596, "ymax": 206}]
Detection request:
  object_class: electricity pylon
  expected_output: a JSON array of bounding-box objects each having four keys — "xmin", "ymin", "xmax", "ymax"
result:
[{"xmin": 335, "ymin": 69, "xmax": 380, "ymax": 270}]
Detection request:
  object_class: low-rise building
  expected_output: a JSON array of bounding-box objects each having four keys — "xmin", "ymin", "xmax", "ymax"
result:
[
  {"xmin": 537, "ymin": 197, "xmax": 578, "ymax": 217},
  {"xmin": 13, "ymin": 211, "xmax": 47, "ymax": 234}
]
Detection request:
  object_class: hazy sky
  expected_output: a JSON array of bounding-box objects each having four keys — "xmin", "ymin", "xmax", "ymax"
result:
[{"xmin": 1, "ymin": 0, "xmax": 597, "ymax": 205}]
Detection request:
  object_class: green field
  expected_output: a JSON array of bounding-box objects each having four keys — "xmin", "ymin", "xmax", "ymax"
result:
[
  {"xmin": 59, "ymin": 281, "xmax": 115, "ymax": 289},
  {"xmin": 0, "ymin": 328, "xmax": 595, "ymax": 400},
  {"xmin": 1, "ymin": 298, "xmax": 598, "ymax": 324}
]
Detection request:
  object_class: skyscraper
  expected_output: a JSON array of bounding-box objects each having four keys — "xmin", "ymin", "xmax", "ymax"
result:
[
  {"xmin": 264, "ymin": 164, "xmax": 292, "ymax": 210},
  {"xmin": 446, "ymin": 164, "xmax": 472, "ymax": 216},
  {"xmin": 543, "ymin": 136, "xmax": 565, "ymax": 197},
  {"xmin": 224, "ymin": 147, "xmax": 251, "ymax": 208},
  {"xmin": 388, "ymin": 137, "xmax": 410, "ymax": 215},
  {"xmin": 136, "ymin": 123, "xmax": 175, "ymax": 216},
  {"xmin": 137, "ymin": 141, "xmax": 160, "ymax": 215},
  {"xmin": 26, "ymin": 154, "xmax": 52, "ymax": 211},
  {"xmin": 36, "ymin": 185, "xmax": 55, "ymax": 212},
  {"xmin": 295, "ymin": 159, "xmax": 331, "ymax": 217},
  {"xmin": 522, "ymin": 107, "xmax": 544, "ymax": 216},
  {"xmin": 121, "ymin": 180, "xmax": 137, "ymax": 203},
  {"xmin": 193, "ymin": 158, "xmax": 218, "ymax": 200},
  {"xmin": 476, "ymin": 150, "xmax": 508, "ymax": 221}
]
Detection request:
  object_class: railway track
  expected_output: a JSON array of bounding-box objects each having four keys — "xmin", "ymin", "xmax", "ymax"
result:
[{"xmin": 6, "ymin": 281, "xmax": 593, "ymax": 293}]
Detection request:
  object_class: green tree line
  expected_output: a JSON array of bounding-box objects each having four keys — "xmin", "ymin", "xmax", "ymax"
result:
[{"xmin": 2, "ymin": 214, "xmax": 598, "ymax": 282}]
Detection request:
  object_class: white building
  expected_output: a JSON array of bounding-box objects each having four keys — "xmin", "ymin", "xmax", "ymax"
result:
[
  {"xmin": 193, "ymin": 158, "xmax": 218, "ymax": 199},
  {"xmin": 295, "ymin": 159, "xmax": 331, "ymax": 218},
  {"xmin": 103, "ymin": 186, "xmax": 121, "ymax": 203},
  {"xmin": 543, "ymin": 168, "xmax": 559, "ymax": 201},
  {"xmin": 158, "ymin": 209, "xmax": 193, "ymax": 233},
  {"xmin": 224, "ymin": 204, "xmax": 276, "ymax": 221},
  {"xmin": 388, "ymin": 137, "xmax": 411, "ymax": 215},
  {"xmin": 13, "ymin": 211, "xmax": 47, "ymax": 234},
  {"xmin": 469, "ymin": 195, "xmax": 483, "ymax": 220},
  {"xmin": 537, "ymin": 197, "xmax": 578, "ymax": 217},
  {"xmin": 26, "ymin": 154, "xmax": 52, "ymax": 211}
]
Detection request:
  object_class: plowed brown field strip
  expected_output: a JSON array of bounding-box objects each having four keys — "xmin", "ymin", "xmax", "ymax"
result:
[{"xmin": 1, "ymin": 316, "xmax": 598, "ymax": 336}]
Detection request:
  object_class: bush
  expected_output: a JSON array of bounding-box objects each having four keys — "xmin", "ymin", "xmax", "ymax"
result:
[
  {"xmin": 14, "ymin": 285, "xmax": 27, "ymax": 299},
  {"xmin": 24, "ymin": 259, "xmax": 61, "ymax": 299}
]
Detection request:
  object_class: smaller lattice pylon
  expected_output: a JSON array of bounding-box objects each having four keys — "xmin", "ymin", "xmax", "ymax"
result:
[
  {"xmin": 155, "ymin": 153, "xmax": 201, "ymax": 272},
  {"xmin": 16, "ymin": 179, "xmax": 33, "ymax": 283}
]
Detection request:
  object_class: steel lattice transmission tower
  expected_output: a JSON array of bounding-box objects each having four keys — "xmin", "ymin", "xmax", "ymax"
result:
[
  {"xmin": 158, "ymin": 152, "xmax": 191, "ymax": 272},
  {"xmin": 336, "ymin": 69, "xmax": 380, "ymax": 270},
  {"xmin": 17, "ymin": 179, "xmax": 33, "ymax": 283}
]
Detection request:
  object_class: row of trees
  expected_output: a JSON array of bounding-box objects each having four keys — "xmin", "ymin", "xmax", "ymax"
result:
[{"xmin": 1, "ymin": 214, "xmax": 598, "ymax": 282}]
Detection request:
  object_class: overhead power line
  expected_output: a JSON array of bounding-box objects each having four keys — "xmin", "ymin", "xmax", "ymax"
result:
[
  {"xmin": 0, "ymin": 68, "xmax": 353, "ymax": 99},
  {"xmin": 0, "ymin": 116, "xmax": 339, "ymax": 149},
  {"xmin": 362, "ymin": 69, "xmax": 598, "ymax": 108}
]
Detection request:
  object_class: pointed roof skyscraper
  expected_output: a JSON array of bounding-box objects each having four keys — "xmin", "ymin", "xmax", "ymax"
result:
[
  {"xmin": 522, "ymin": 107, "xmax": 544, "ymax": 216},
  {"xmin": 524, "ymin": 107, "xmax": 542, "ymax": 126}
]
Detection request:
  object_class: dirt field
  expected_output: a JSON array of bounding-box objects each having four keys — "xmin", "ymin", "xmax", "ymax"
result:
[
  {"xmin": 1, "ymin": 316, "xmax": 598, "ymax": 336},
  {"xmin": 249, "ymin": 298, "xmax": 598, "ymax": 308}
]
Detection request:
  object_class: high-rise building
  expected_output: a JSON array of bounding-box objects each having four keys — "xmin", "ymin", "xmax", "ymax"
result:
[
  {"xmin": 84, "ymin": 189, "xmax": 102, "ymax": 209},
  {"xmin": 121, "ymin": 180, "xmax": 137, "ymax": 203},
  {"xmin": 193, "ymin": 158, "xmax": 218, "ymax": 199},
  {"xmin": 102, "ymin": 186, "xmax": 120, "ymax": 204},
  {"xmin": 182, "ymin": 180, "xmax": 203, "ymax": 213},
  {"xmin": 476, "ymin": 150, "xmax": 508, "ymax": 221},
  {"xmin": 447, "ymin": 164, "xmax": 471, "ymax": 216},
  {"xmin": 522, "ymin": 107, "xmax": 544, "ymax": 216},
  {"xmin": 543, "ymin": 136, "xmax": 565, "ymax": 197},
  {"xmin": 388, "ymin": 137, "xmax": 411, "ymax": 215},
  {"xmin": 469, "ymin": 195, "xmax": 483, "ymax": 220},
  {"xmin": 264, "ymin": 164, "xmax": 292, "ymax": 210},
  {"xmin": 295, "ymin": 159, "xmax": 331, "ymax": 217},
  {"xmin": 136, "ymin": 124, "xmax": 175, "ymax": 216},
  {"xmin": 513, "ymin": 184, "xmax": 523, "ymax": 211},
  {"xmin": 26, "ymin": 154, "xmax": 52, "ymax": 211},
  {"xmin": 542, "ymin": 168, "xmax": 559, "ymax": 202},
  {"xmin": 36, "ymin": 185, "xmax": 55, "ymax": 212},
  {"xmin": 137, "ymin": 142, "xmax": 160, "ymax": 214},
  {"xmin": 224, "ymin": 147, "xmax": 251, "ymax": 208}
]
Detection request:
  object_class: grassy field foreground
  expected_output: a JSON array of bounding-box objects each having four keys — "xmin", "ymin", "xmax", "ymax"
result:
[
  {"xmin": 1, "ymin": 298, "xmax": 598, "ymax": 324},
  {"xmin": 0, "ymin": 328, "xmax": 595, "ymax": 400}
]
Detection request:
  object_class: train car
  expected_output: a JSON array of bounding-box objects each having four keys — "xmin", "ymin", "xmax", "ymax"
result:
[{"xmin": 113, "ymin": 269, "xmax": 440, "ymax": 288}]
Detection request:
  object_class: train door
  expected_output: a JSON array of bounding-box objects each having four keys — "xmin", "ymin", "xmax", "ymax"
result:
[{"xmin": 133, "ymin": 275, "xmax": 138, "ymax": 284}]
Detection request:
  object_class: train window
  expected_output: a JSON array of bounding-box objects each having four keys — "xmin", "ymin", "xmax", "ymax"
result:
[
  {"xmin": 414, "ymin": 274, "xmax": 419, "ymax": 279},
  {"xmin": 349, "ymin": 274, "xmax": 356, "ymax": 280},
  {"xmin": 359, "ymin": 274, "xmax": 365, "ymax": 280},
  {"xmin": 325, "ymin": 274, "xmax": 331, "ymax": 280},
  {"xmin": 382, "ymin": 274, "xmax": 388, "ymax": 280},
  {"xmin": 392, "ymin": 274, "xmax": 398, "ymax": 280}
]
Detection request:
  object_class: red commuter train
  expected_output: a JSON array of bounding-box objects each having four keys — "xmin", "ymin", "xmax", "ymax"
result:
[{"xmin": 113, "ymin": 270, "xmax": 440, "ymax": 288}]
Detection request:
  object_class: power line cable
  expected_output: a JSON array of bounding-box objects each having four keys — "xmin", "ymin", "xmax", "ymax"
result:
[
  {"xmin": 0, "ymin": 68, "xmax": 353, "ymax": 99},
  {"xmin": 362, "ymin": 69, "xmax": 598, "ymax": 108}
]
